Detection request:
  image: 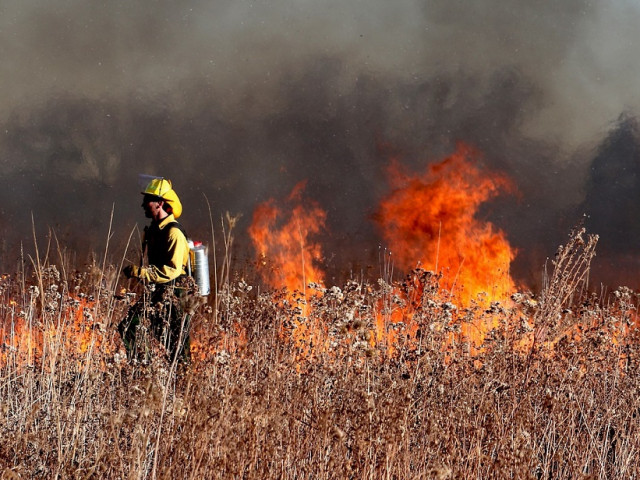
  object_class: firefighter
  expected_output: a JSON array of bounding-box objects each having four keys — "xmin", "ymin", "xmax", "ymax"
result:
[{"xmin": 118, "ymin": 177, "xmax": 194, "ymax": 364}]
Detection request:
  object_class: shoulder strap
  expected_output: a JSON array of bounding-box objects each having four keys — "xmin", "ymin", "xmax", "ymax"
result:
[
  {"xmin": 164, "ymin": 221, "xmax": 188, "ymax": 240},
  {"xmin": 164, "ymin": 221, "xmax": 191, "ymax": 276}
]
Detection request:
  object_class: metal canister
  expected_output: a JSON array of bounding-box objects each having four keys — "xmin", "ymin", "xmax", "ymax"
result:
[{"xmin": 189, "ymin": 241, "xmax": 211, "ymax": 296}]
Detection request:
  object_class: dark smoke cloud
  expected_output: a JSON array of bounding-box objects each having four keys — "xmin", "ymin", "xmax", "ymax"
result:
[
  {"xmin": 581, "ymin": 115, "xmax": 640, "ymax": 288},
  {"xmin": 1, "ymin": 0, "xmax": 640, "ymax": 289}
]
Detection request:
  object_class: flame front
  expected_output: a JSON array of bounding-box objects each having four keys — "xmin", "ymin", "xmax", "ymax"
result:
[
  {"xmin": 377, "ymin": 144, "xmax": 517, "ymax": 306},
  {"xmin": 246, "ymin": 147, "xmax": 519, "ymax": 357},
  {"xmin": 1, "ymin": 145, "xmax": 627, "ymax": 370}
]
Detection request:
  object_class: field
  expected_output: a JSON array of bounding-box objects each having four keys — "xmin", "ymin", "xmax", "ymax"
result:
[{"xmin": 2, "ymin": 226, "xmax": 640, "ymax": 479}]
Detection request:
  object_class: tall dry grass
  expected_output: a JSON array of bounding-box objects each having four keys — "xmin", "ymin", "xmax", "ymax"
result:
[{"xmin": 1, "ymin": 227, "xmax": 640, "ymax": 479}]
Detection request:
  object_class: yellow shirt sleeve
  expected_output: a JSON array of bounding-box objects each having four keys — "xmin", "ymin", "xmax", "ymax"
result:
[{"xmin": 138, "ymin": 227, "xmax": 189, "ymax": 284}]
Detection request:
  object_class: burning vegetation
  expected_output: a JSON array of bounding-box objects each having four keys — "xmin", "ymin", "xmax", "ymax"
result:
[
  {"xmin": 376, "ymin": 143, "xmax": 516, "ymax": 306},
  {"xmin": 2, "ymin": 147, "xmax": 640, "ymax": 478}
]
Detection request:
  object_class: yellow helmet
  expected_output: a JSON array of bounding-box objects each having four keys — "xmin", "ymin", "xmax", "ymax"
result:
[{"xmin": 141, "ymin": 178, "xmax": 183, "ymax": 219}]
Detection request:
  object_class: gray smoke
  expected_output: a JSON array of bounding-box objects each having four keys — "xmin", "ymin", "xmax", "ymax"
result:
[{"xmin": 1, "ymin": 0, "xmax": 640, "ymax": 287}]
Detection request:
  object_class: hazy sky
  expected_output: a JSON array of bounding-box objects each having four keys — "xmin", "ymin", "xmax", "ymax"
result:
[
  {"xmin": 2, "ymin": 1, "xmax": 638, "ymax": 147},
  {"xmin": 1, "ymin": 0, "xmax": 639, "ymax": 285}
]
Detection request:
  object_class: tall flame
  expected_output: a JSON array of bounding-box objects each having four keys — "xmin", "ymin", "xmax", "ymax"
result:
[
  {"xmin": 249, "ymin": 182, "xmax": 327, "ymax": 360},
  {"xmin": 376, "ymin": 143, "xmax": 516, "ymax": 306},
  {"xmin": 249, "ymin": 181, "xmax": 326, "ymax": 296}
]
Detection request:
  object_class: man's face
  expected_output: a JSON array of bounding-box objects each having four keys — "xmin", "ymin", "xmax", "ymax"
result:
[{"xmin": 142, "ymin": 195, "xmax": 164, "ymax": 220}]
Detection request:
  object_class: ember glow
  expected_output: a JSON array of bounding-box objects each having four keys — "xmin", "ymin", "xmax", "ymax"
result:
[
  {"xmin": 376, "ymin": 143, "xmax": 517, "ymax": 307},
  {"xmin": 0, "ymin": 295, "xmax": 112, "ymax": 369}
]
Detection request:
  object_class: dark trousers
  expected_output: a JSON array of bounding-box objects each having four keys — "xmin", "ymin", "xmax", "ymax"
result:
[{"xmin": 118, "ymin": 281, "xmax": 191, "ymax": 364}]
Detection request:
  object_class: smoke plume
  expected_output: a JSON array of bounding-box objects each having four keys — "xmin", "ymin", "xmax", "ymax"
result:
[{"xmin": 1, "ymin": 0, "xmax": 640, "ymax": 288}]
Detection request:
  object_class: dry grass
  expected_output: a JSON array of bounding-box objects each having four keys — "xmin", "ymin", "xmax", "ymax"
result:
[{"xmin": 2, "ymin": 228, "xmax": 640, "ymax": 479}]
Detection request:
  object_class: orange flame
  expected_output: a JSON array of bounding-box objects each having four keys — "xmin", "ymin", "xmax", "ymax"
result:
[
  {"xmin": 0, "ymin": 295, "xmax": 113, "ymax": 369},
  {"xmin": 249, "ymin": 181, "xmax": 326, "ymax": 298},
  {"xmin": 376, "ymin": 144, "xmax": 516, "ymax": 306},
  {"xmin": 372, "ymin": 144, "xmax": 518, "ymax": 353},
  {"xmin": 249, "ymin": 182, "xmax": 327, "ymax": 360}
]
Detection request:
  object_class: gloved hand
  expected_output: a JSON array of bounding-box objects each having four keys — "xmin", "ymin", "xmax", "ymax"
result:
[{"xmin": 122, "ymin": 265, "xmax": 140, "ymax": 279}]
